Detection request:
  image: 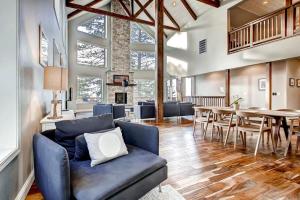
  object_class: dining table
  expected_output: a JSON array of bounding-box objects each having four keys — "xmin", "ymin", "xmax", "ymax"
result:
[{"xmin": 193, "ymin": 106, "xmax": 300, "ymax": 151}]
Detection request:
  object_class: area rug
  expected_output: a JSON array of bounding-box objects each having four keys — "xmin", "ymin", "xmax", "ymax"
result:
[{"xmin": 140, "ymin": 185, "xmax": 185, "ymax": 200}]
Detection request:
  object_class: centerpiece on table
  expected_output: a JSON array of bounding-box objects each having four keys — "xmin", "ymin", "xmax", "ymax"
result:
[{"xmin": 231, "ymin": 96, "xmax": 243, "ymax": 110}]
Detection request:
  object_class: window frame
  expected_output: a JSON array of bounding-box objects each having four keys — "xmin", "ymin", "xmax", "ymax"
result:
[
  {"xmin": 134, "ymin": 79, "xmax": 155, "ymax": 103},
  {"xmin": 76, "ymin": 40, "xmax": 107, "ymax": 68},
  {"xmin": 130, "ymin": 23, "xmax": 155, "ymax": 45},
  {"xmin": 76, "ymin": 75, "xmax": 104, "ymax": 104}
]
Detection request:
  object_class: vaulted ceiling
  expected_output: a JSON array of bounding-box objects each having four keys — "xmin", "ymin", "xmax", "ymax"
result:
[{"xmin": 66, "ymin": 0, "xmax": 221, "ymax": 36}]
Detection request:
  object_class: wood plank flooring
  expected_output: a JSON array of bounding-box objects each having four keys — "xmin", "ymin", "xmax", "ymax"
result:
[{"xmin": 26, "ymin": 118, "xmax": 300, "ymax": 200}]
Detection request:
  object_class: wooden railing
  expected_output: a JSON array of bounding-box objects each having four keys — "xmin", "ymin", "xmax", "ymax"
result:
[
  {"xmin": 229, "ymin": 3, "xmax": 300, "ymax": 52},
  {"xmin": 182, "ymin": 96, "xmax": 226, "ymax": 107},
  {"xmin": 295, "ymin": 4, "xmax": 300, "ymax": 33}
]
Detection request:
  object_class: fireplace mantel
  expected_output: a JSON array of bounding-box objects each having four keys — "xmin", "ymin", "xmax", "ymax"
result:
[{"xmin": 106, "ymin": 83, "xmax": 137, "ymax": 86}]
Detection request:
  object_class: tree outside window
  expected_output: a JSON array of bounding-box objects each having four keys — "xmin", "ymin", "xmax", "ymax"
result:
[
  {"xmin": 77, "ymin": 41, "xmax": 106, "ymax": 67},
  {"xmin": 130, "ymin": 23, "xmax": 155, "ymax": 44},
  {"xmin": 77, "ymin": 15, "xmax": 106, "ymax": 38},
  {"xmin": 130, "ymin": 51, "xmax": 155, "ymax": 70},
  {"xmin": 77, "ymin": 76, "xmax": 103, "ymax": 104},
  {"xmin": 134, "ymin": 79, "xmax": 155, "ymax": 103}
]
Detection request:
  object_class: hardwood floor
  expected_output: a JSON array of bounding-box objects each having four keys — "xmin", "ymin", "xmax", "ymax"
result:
[{"xmin": 26, "ymin": 118, "xmax": 300, "ymax": 200}]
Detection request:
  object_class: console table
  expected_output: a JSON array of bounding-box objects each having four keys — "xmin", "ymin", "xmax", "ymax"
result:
[{"xmin": 40, "ymin": 110, "xmax": 75, "ymax": 131}]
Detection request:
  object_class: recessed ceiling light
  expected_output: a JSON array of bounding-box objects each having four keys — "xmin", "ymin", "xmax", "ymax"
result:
[
  {"xmin": 263, "ymin": 1, "xmax": 268, "ymax": 4},
  {"xmin": 172, "ymin": 0, "xmax": 177, "ymax": 7}
]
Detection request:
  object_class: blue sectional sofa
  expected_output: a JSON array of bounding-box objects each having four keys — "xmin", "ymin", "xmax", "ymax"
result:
[
  {"xmin": 33, "ymin": 114, "xmax": 167, "ymax": 200},
  {"xmin": 93, "ymin": 104, "xmax": 126, "ymax": 119},
  {"xmin": 134, "ymin": 101, "xmax": 195, "ymax": 120}
]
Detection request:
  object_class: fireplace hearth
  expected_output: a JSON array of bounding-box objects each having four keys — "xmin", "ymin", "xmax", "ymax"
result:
[{"xmin": 115, "ymin": 93, "xmax": 127, "ymax": 104}]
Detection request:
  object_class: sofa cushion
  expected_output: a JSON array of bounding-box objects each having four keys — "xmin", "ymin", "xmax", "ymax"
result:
[
  {"xmin": 70, "ymin": 145, "xmax": 167, "ymax": 200},
  {"xmin": 74, "ymin": 128, "xmax": 115, "ymax": 161},
  {"xmin": 84, "ymin": 127, "xmax": 128, "ymax": 167},
  {"xmin": 55, "ymin": 114, "xmax": 115, "ymax": 159}
]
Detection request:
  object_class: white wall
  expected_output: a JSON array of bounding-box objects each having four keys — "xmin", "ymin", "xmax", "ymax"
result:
[
  {"xmin": 0, "ymin": 0, "xmax": 68, "ymax": 199},
  {"xmin": 286, "ymin": 59, "xmax": 300, "ymax": 109},
  {"xmin": 195, "ymin": 71, "xmax": 226, "ymax": 96},
  {"xmin": 230, "ymin": 64, "xmax": 266, "ymax": 108},
  {"xmin": 166, "ymin": 0, "xmax": 300, "ymax": 76},
  {"xmin": 272, "ymin": 61, "xmax": 287, "ymax": 109}
]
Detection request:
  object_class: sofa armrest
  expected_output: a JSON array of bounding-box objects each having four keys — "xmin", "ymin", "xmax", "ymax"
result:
[
  {"xmin": 33, "ymin": 134, "xmax": 70, "ymax": 200},
  {"xmin": 115, "ymin": 121, "xmax": 159, "ymax": 155}
]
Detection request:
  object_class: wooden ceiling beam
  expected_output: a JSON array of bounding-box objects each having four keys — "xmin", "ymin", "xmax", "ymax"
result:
[
  {"xmin": 117, "ymin": 0, "xmax": 132, "ymax": 16},
  {"xmin": 134, "ymin": 0, "xmax": 153, "ymax": 18},
  {"xmin": 164, "ymin": 7, "xmax": 180, "ymax": 30},
  {"xmin": 134, "ymin": 0, "xmax": 155, "ymax": 22},
  {"xmin": 66, "ymin": 2, "xmax": 179, "ymax": 31},
  {"xmin": 181, "ymin": 0, "xmax": 197, "ymax": 20},
  {"xmin": 196, "ymin": 0, "xmax": 220, "ymax": 8},
  {"xmin": 67, "ymin": 0, "xmax": 104, "ymax": 19}
]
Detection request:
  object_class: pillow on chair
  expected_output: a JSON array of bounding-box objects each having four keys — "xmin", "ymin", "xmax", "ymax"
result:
[
  {"xmin": 84, "ymin": 127, "xmax": 128, "ymax": 167},
  {"xmin": 74, "ymin": 128, "xmax": 115, "ymax": 161}
]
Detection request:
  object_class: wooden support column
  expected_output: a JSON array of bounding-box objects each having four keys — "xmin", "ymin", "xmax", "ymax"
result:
[
  {"xmin": 225, "ymin": 69, "xmax": 230, "ymax": 107},
  {"xmin": 155, "ymin": 0, "xmax": 164, "ymax": 122},
  {"xmin": 266, "ymin": 63, "xmax": 272, "ymax": 110}
]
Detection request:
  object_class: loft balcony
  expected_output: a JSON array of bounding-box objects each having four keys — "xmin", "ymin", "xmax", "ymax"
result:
[{"xmin": 228, "ymin": 2, "xmax": 300, "ymax": 53}]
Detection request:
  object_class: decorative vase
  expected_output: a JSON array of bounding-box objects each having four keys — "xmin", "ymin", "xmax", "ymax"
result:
[{"xmin": 233, "ymin": 103, "xmax": 240, "ymax": 110}]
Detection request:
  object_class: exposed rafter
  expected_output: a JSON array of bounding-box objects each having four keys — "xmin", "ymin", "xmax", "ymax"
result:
[
  {"xmin": 134, "ymin": 0, "xmax": 153, "ymax": 18},
  {"xmin": 66, "ymin": 2, "xmax": 179, "ymax": 31},
  {"xmin": 164, "ymin": 7, "xmax": 180, "ymax": 30},
  {"xmin": 181, "ymin": 0, "xmax": 197, "ymax": 20},
  {"xmin": 68, "ymin": 0, "xmax": 104, "ymax": 19},
  {"xmin": 197, "ymin": 0, "xmax": 220, "ymax": 8},
  {"xmin": 117, "ymin": 0, "xmax": 132, "ymax": 16},
  {"xmin": 134, "ymin": 0, "xmax": 154, "ymax": 23}
]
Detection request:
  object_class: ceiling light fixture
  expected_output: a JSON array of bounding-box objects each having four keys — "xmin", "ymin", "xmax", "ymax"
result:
[
  {"xmin": 263, "ymin": 1, "xmax": 268, "ymax": 4},
  {"xmin": 172, "ymin": 0, "xmax": 177, "ymax": 7}
]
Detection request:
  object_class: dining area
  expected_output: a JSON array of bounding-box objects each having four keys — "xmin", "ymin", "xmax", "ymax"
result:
[{"xmin": 193, "ymin": 106, "xmax": 300, "ymax": 157}]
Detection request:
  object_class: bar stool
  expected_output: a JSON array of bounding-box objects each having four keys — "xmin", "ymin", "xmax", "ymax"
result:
[
  {"xmin": 193, "ymin": 107, "xmax": 212, "ymax": 138},
  {"xmin": 235, "ymin": 111, "xmax": 275, "ymax": 156},
  {"xmin": 211, "ymin": 108, "xmax": 236, "ymax": 142}
]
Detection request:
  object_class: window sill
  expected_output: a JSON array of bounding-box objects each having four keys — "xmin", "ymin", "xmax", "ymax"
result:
[{"xmin": 0, "ymin": 148, "xmax": 20, "ymax": 172}]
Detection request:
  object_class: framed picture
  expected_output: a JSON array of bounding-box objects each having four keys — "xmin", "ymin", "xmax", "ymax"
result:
[
  {"xmin": 53, "ymin": 39, "xmax": 60, "ymax": 67},
  {"xmin": 39, "ymin": 25, "xmax": 48, "ymax": 67},
  {"xmin": 289, "ymin": 78, "xmax": 295, "ymax": 87},
  {"xmin": 113, "ymin": 75, "xmax": 129, "ymax": 86},
  {"xmin": 258, "ymin": 78, "xmax": 266, "ymax": 91},
  {"xmin": 297, "ymin": 79, "xmax": 300, "ymax": 87}
]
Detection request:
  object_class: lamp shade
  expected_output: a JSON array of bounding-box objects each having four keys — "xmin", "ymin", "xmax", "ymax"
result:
[{"xmin": 44, "ymin": 66, "xmax": 68, "ymax": 91}]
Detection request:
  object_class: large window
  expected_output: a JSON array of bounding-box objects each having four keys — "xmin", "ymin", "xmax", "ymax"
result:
[
  {"xmin": 77, "ymin": 15, "xmax": 106, "ymax": 38},
  {"xmin": 130, "ymin": 23, "xmax": 155, "ymax": 44},
  {"xmin": 134, "ymin": 79, "xmax": 155, "ymax": 103},
  {"xmin": 130, "ymin": 51, "xmax": 155, "ymax": 70},
  {"xmin": 185, "ymin": 77, "xmax": 192, "ymax": 96},
  {"xmin": 76, "ymin": 76, "xmax": 103, "ymax": 104},
  {"xmin": 166, "ymin": 79, "xmax": 177, "ymax": 101},
  {"xmin": 77, "ymin": 41, "xmax": 106, "ymax": 67}
]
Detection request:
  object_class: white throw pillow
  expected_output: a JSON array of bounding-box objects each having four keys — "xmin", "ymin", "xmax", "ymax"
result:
[{"xmin": 84, "ymin": 127, "xmax": 128, "ymax": 167}]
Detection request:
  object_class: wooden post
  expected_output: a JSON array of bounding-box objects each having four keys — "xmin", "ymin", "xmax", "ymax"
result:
[
  {"xmin": 266, "ymin": 63, "xmax": 272, "ymax": 110},
  {"xmin": 225, "ymin": 69, "xmax": 230, "ymax": 107},
  {"xmin": 286, "ymin": 0, "xmax": 294, "ymax": 37},
  {"xmin": 155, "ymin": 0, "xmax": 164, "ymax": 122}
]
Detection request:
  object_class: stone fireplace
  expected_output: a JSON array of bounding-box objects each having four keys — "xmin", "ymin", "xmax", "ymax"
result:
[{"xmin": 106, "ymin": 0, "xmax": 134, "ymax": 105}]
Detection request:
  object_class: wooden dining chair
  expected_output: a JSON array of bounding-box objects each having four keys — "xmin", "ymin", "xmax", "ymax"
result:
[
  {"xmin": 285, "ymin": 118, "xmax": 300, "ymax": 156},
  {"xmin": 235, "ymin": 111, "xmax": 275, "ymax": 156},
  {"xmin": 211, "ymin": 109, "xmax": 236, "ymax": 143},
  {"xmin": 248, "ymin": 107, "xmax": 272, "ymax": 145},
  {"xmin": 193, "ymin": 107, "xmax": 212, "ymax": 138}
]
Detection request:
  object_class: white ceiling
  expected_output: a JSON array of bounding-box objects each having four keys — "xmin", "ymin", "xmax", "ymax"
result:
[
  {"xmin": 67, "ymin": 0, "xmax": 218, "ymax": 36},
  {"xmin": 237, "ymin": 0, "xmax": 285, "ymax": 17}
]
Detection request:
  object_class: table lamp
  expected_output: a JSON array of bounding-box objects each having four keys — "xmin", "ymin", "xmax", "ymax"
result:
[{"xmin": 44, "ymin": 66, "xmax": 68, "ymax": 119}]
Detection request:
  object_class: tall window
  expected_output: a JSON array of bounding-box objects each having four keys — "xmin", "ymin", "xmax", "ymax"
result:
[
  {"xmin": 77, "ymin": 41, "xmax": 106, "ymax": 67},
  {"xmin": 134, "ymin": 79, "xmax": 155, "ymax": 103},
  {"xmin": 130, "ymin": 51, "xmax": 155, "ymax": 70},
  {"xmin": 130, "ymin": 23, "xmax": 155, "ymax": 44},
  {"xmin": 77, "ymin": 15, "xmax": 106, "ymax": 38},
  {"xmin": 77, "ymin": 76, "xmax": 103, "ymax": 104},
  {"xmin": 166, "ymin": 79, "xmax": 177, "ymax": 101},
  {"xmin": 185, "ymin": 77, "xmax": 192, "ymax": 96}
]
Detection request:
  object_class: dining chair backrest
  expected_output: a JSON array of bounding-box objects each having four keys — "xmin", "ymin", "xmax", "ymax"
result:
[
  {"xmin": 236, "ymin": 110, "xmax": 263, "ymax": 118},
  {"xmin": 236, "ymin": 110, "xmax": 265, "ymax": 125},
  {"xmin": 211, "ymin": 108, "xmax": 234, "ymax": 116},
  {"xmin": 276, "ymin": 109, "xmax": 300, "ymax": 112}
]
